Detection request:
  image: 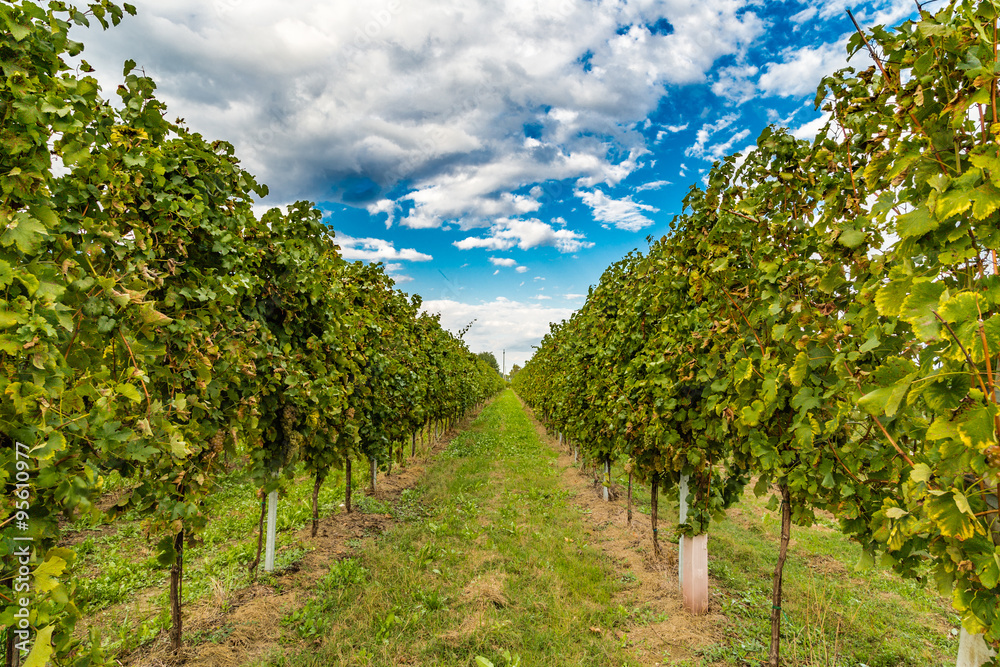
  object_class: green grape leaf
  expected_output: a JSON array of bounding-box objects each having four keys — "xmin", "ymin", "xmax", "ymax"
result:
[
  {"xmin": 858, "ymin": 373, "xmax": 917, "ymax": 417},
  {"xmin": 896, "ymin": 205, "xmax": 939, "ymax": 238},
  {"xmin": 920, "ymin": 378, "xmax": 965, "ymax": 413},
  {"xmin": 0, "ymin": 259, "xmax": 12, "ymax": 288},
  {"xmin": 900, "ymin": 280, "xmax": 945, "ymax": 341},
  {"xmin": 838, "ymin": 229, "xmax": 866, "ymax": 248},
  {"xmin": 0, "ymin": 214, "xmax": 48, "ymax": 254},
  {"xmin": 910, "ymin": 463, "xmax": 932, "ymax": 483},
  {"xmin": 117, "ymin": 383, "xmax": 142, "ymax": 403}
]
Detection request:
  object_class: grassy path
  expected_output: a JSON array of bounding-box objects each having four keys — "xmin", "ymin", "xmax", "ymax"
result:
[
  {"xmin": 268, "ymin": 389, "xmax": 638, "ymax": 667},
  {"xmin": 94, "ymin": 389, "xmax": 956, "ymax": 666}
]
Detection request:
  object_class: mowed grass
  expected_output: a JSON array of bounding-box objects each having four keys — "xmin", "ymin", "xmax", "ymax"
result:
[{"xmin": 265, "ymin": 389, "xmax": 639, "ymax": 666}]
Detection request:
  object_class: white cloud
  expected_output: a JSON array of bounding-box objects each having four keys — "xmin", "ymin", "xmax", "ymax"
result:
[
  {"xmin": 706, "ymin": 128, "xmax": 751, "ymax": 160},
  {"xmin": 336, "ymin": 234, "xmax": 433, "ymax": 262},
  {"xmin": 489, "ymin": 256, "xmax": 518, "ymax": 267},
  {"xmin": 421, "ymin": 297, "xmax": 575, "ymax": 369},
  {"xmin": 791, "ymin": 113, "xmax": 831, "ymax": 140},
  {"xmin": 75, "ymin": 0, "xmax": 765, "ymax": 228},
  {"xmin": 454, "ymin": 218, "xmax": 593, "ymax": 253},
  {"xmin": 386, "ymin": 264, "xmax": 415, "ymax": 284},
  {"xmin": 564, "ymin": 293, "xmax": 586, "ymax": 299},
  {"xmin": 797, "ymin": 0, "xmax": 912, "ymax": 24},
  {"xmin": 685, "ymin": 113, "xmax": 741, "ymax": 159},
  {"xmin": 634, "ymin": 179, "xmax": 670, "ymax": 192},
  {"xmin": 366, "ymin": 198, "xmax": 397, "ymax": 228},
  {"xmin": 758, "ymin": 40, "xmax": 850, "ymax": 98},
  {"xmin": 575, "ymin": 188, "xmax": 658, "ymax": 231},
  {"xmin": 516, "ymin": 266, "xmax": 529, "ymax": 273},
  {"xmin": 711, "ymin": 63, "xmax": 759, "ymax": 104}
]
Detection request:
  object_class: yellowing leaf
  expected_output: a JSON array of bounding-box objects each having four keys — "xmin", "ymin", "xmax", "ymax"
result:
[
  {"xmin": 33, "ymin": 555, "xmax": 67, "ymax": 592},
  {"xmin": 140, "ymin": 304, "xmax": 173, "ymax": 327},
  {"xmin": 957, "ymin": 408, "xmax": 996, "ymax": 449},
  {"xmin": 31, "ymin": 432, "xmax": 66, "ymax": 460},
  {"xmin": 925, "ymin": 494, "xmax": 977, "ymax": 540},
  {"xmin": 22, "ymin": 625, "xmax": 54, "ymax": 667},
  {"xmin": 938, "ymin": 292, "xmax": 981, "ymax": 324},
  {"xmin": 0, "ymin": 308, "xmax": 22, "ymax": 328},
  {"xmin": 789, "ymin": 351, "xmax": 809, "ymax": 387},
  {"xmin": 971, "ymin": 183, "xmax": 1000, "ymax": 220},
  {"xmin": 875, "ymin": 279, "xmax": 911, "ymax": 318},
  {"xmin": 935, "ymin": 188, "xmax": 973, "ymax": 220}
]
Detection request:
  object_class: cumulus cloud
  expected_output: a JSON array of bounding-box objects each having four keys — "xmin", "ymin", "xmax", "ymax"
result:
[
  {"xmin": 336, "ymin": 234, "xmax": 433, "ymax": 262},
  {"xmin": 575, "ymin": 188, "xmax": 659, "ymax": 231},
  {"xmin": 454, "ymin": 218, "xmax": 593, "ymax": 253},
  {"xmin": 757, "ymin": 40, "xmax": 850, "ymax": 98},
  {"xmin": 489, "ymin": 256, "xmax": 518, "ymax": 267},
  {"xmin": 421, "ymin": 297, "xmax": 574, "ymax": 368},
  {"xmin": 76, "ymin": 0, "xmax": 765, "ymax": 229},
  {"xmin": 516, "ymin": 266, "xmax": 529, "ymax": 273},
  {"xmin": 711, "ymin": 63, "xmax": 759, "ymax": 104}
]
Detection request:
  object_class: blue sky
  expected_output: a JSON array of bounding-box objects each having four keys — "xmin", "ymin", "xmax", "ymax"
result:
[{"xmin": 73, "ymin": 0, "xmax": 916, "ymax": 368}]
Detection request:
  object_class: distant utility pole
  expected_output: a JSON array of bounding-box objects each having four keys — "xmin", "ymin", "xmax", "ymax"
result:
[{"xmin": 502, "ymin": 349, "xmax": 506, "ymax": 378}]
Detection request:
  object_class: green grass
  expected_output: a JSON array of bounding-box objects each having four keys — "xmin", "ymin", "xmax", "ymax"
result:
[{"xmin": 269, "ymin": 390, "xmax": 640, "ymax": 666}]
